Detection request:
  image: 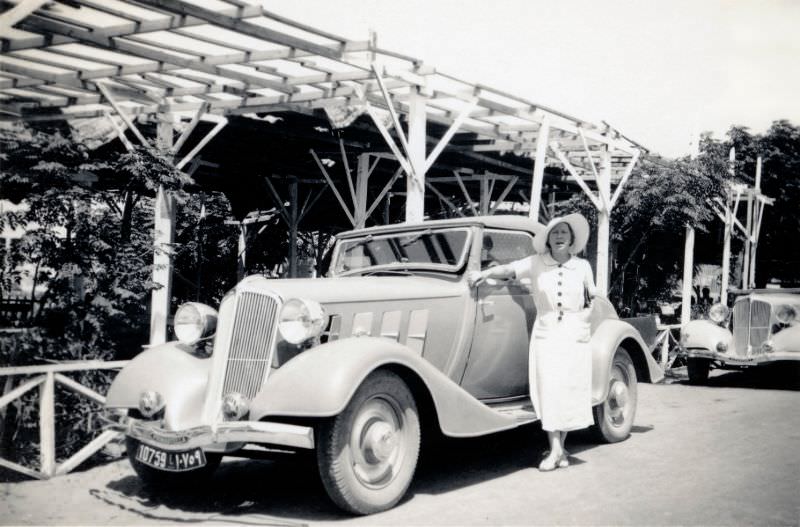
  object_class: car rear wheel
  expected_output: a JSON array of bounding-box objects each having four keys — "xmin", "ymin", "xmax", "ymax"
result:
[
  {"xmin": 687, "ymin": 357, "xmax": 711, "ymax": 385},
  {"xmin": 592, "ymin": 348, "xmax": 637, "ymax": 443},
  {"xmin": 125, "ymin": 437, "xmax": 221, "ymax": 489},
  {"xmin": 316, "ymin": 370, "xmax": 420, "ymax": 515}
]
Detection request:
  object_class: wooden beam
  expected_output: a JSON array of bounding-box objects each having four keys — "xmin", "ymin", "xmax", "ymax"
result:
[
  {"xmin": 55, "ymin": 430, "xmax": 119, "ymax": 477},
  {"xmin": 95, "ymin": 81, "xmax": 151, "ymax": 147},
  {"xmin": 171, "ymin": 101, "xmax": 209, "ymax": 155},
  {"xmin": 175, "ymin": 116, "xmax": 227, "ymax": 170},
  {"xmin": 150, "ymin": 186, "xmax": 174, "ymax": 345},
  {"xmin": 0, "ymin": 0, "xmax": 50, "ymax": 31},
  {"xmin": 54, "ymin": 373, "xmax": 105, "ymax": 405},
  {"xmin": 365, "ymin": 166, "xmax": 403, "ymax": 219},
  {"xmin": 405, "ymin": 86, "xmax": 426, "ymax": 222},
  {"xmin": 549, "ymin": 141, "xmax": 601, "ymax": 210},
  {"xmin": 371, "ymin": 64, "xmax": 413, "ymax": 166},
  {"xmin": 609, "ymin": 149, "xmax": 641, "ymax": 208},
  {"xmin": 489, "ymin": 176, "xmax": 519, "ymax": 215},
  {"xmin": 39, "ymin": 372, "xmax": 55, "ymax": 477},
  {"xmin": 423, "ymin": 98, "xmax": 478, "ymax": 173},
  {"xmin": 310, "ymin": 149, "xmax": 355, "ymax": 226},
  {"xmin": 454, "ymin": 171, "xmax": 478, "ymax": 216},
  {"xmin": 339, "ymin": 138, "xmax": 358, "ymax": 210},
  {"xmin": 424, "ymin": 181, "xmax": 465, "ymax": 218},
  {"xmin": 529, "ymin": 115, "xmax": 550, "ymax": 221},
  {"xmin": 365, "ymin": 104, "xmax": 413, "ymax": 177},
  {"xmin": 134, "ymin": 0, "xmax": 347, "ymax": 61},
  {"xmin": 0, "ymin": 375, "xmax": 45, "ymax": 409}
]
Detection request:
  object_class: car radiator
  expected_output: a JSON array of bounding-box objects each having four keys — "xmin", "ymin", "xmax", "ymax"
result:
[
  {"xmin": 221, "ymin": 291, "xmax": 281, "ymax": 399},
  {"xmin": 733, "ymin": 299, "xmax": 771, "ymax": 356}
]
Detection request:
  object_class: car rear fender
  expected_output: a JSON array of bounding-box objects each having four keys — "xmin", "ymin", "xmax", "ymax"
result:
[
  {"xmin": 682, "ymin": 319, "xmax": 732, "ymax": 353},
  {"xmin": 104, "ymin": 342, "xmax": 211, "ymax": 430},
  {"xmin": 250, "ymin": 337, "xmax": 521, "ymax": 437},
  {"xmin": 590, "ymin": 319, "xmax": 663, "ymax": 403}
]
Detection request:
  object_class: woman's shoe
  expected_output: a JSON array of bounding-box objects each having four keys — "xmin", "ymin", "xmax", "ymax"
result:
[
  {"xmin": 557, "ymin": 454, "xmax": 570, "ymax": 468},
  {"xmin": 538, "ymin": 455, "xmax": 559, "ymax": 472}
]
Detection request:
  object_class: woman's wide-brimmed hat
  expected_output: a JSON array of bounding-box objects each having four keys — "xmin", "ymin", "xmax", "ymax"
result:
[{"xmin": 533, "ymin": 213, "xmax": 590, "ymax": 255}]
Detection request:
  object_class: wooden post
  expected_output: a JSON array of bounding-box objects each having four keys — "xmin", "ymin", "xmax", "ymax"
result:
[
  {"xmin": 595, "ymin": 151, "xmax": 612, "ymax": 296},
  {"xmin": 237, "ymin": 223, "xmax": 247, "ymax": 281},
  {"xmin": 39, "ymin": 371, "xmax": 55, "ymax": 478},
  {"xmin": 743, "ymin": 192, "xmax": 753, "ymax": 288},
  {"xmin": 150, "ymin": 186, "xmax": 175, "ymax": 345},
  {"xmin": 720, "ymin": 194, "xmax": 732, "ymax": 305},
  {"xmin": 355, "ymin": 154, "xmax": 370, "ymax": 228},
  {"xmin": 406, "ymin": 87, "xmax": 426, "ymax": 222},
  {"xmin": 530, "ymin": 116, "xmax": 550, "ymax": 222},
  {"xmin": 681, "ymin": 225, "xmax": 695, "ymax": 327},
  {"xmin": 480, "ymin": 176, "xmax": 490, "ymax": 215},
  {"xmin": 721, "ymin": 148, "xmax": 735, "ymax": 304},
  {"xmin": 749, "ymin": 157, "xmax": 762, "ymax": 287},
  {"xmin": 289, "ymin": 178, "xmax": 298, "ymax": 278}
]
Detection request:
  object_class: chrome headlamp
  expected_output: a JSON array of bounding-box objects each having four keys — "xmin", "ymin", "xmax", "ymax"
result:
[
  {"xmin": 775, "ymin": 305, "xmax": 797, "ymax": 325},
  {"xmin": 278, "ymin": 298, "xmax": 326, "ymax": 344},
  {"xmin": 222, "ymin": 392, "xmax": 250, "ymax": 420},
  {"xmin": 174, "ymin": 302, "xmax": 218, "ymax": 343},
  {"xmin": 708, "ymin": 303, "xmax": 730, "ymax": 325},
  {"xmin": 138, "ymin": 390, "xmax": 165, "ymax": 419}
]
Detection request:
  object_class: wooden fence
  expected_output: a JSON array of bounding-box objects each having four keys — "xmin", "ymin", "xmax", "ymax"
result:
[{"xmin": 0, "ymin": 360, "xmax": 128, "ymax": 480}]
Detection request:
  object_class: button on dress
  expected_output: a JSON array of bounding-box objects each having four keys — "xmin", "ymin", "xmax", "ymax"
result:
[{"xmin": 509, "ymin": 253, "xmax": 597, "ymax": 431}]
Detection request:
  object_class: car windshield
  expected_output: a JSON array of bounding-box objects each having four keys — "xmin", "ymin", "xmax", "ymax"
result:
[{"xmin": 332, "ymin": 228, "xmax": 470, "ymax": 275}]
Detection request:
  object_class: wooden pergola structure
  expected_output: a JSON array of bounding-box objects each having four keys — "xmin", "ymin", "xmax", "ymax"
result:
[{"xmin": 1, "ymin": 0, "xmax": 645, "ymax": 342}]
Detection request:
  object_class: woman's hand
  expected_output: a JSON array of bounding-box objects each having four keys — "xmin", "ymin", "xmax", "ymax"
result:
[{"xmin": 467, "ymin": 270, "xmax": 485, "ymax": 288}]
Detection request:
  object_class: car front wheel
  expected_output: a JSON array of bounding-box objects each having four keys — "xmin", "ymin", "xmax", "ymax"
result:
[
  {"xmin": 316, "ymin": 370, "xmax": 421, "ymax": 515},
  {"xmin": 687, "ymin": 357, "xmax": 711, "ymax": 385},
  {"xmin": 592, "ymin": 348, "xmax": 638, "ymax": 443}
]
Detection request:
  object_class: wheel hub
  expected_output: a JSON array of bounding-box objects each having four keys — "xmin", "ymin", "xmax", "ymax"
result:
[{"xmin": 363, "ymin": 421, "xmax": 397, "ymax": 463}]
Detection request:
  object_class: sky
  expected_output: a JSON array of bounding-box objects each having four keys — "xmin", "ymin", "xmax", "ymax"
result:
[{"xmin": 266, "ymin": 0, "xmax": 800, "ymax": 158}]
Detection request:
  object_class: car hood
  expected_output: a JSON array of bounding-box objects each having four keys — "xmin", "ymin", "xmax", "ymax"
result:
[
  {"xmin": 748, "ymin": 292, "xmax": 800, "ymax": 306},
  {"xmin": 233, "ymin": 273, "xmax": 464, "ymax": 304}
]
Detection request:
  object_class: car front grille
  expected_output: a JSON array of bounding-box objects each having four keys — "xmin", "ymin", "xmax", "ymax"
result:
[
  {"xmin": 749, "ymin": 300, "xmax": 771, "ymax": 350},
  {"xmin": 221, "ymin": 291, "xmax": 281, "ymax": 400},
  {"xmin": 732, "ymin": 299, "xmax": 772, "ymax": 356}
]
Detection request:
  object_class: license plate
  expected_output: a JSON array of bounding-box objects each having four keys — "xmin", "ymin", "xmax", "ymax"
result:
[{"xmin": 134, "ymin": 443, "xmax": 206, "ymax": 472}]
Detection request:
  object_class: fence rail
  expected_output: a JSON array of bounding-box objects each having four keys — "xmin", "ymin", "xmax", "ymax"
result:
[{"xmin": 0, "ymin": 360, "xmax": 128, "ymax": 480}]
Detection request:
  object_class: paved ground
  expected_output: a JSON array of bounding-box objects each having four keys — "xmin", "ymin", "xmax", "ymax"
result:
[{"xmin": 2, "ymin": 365, "xmax": 799, "ymax": 526}]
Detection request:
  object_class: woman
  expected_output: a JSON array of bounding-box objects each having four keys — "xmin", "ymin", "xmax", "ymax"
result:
[{"xmin": 468, "ymin": 213, "xmax": 596, "ymax": 471}]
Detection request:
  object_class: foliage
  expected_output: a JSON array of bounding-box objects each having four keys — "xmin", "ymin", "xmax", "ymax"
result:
[{"xmin": 0, "ymin": 125, "xmax": 236, "ymax": 469}]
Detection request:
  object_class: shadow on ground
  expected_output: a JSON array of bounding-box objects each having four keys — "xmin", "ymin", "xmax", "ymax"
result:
[
  {"xmin": 95, "ymin": 421, "xmax": 652, "ymax": 523},
  {"xmin": 677, "ymin": 361, "xmax": 800, "ymax": 390}
]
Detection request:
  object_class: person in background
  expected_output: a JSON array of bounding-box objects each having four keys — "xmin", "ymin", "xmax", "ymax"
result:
[{"xmin": 469, "ymin": 213, "xmax": 596, "ymax": 471}]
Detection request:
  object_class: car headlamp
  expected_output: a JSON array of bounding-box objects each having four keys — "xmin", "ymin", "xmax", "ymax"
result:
[
  {"xmin": 708, "ymin": 303, "xmax": 730, "ymax": 325},
  {"xmin": 174, "ymin": 302, "xmax": 218, "ymax": 343},
  {"xmin": 138, "ymin": 390, "xmax": 165, "ymax": 419},
  {"xmin": 775, "ymin": 305, "xmax": 797, "ymax": 325},
  {"xmin": 715, "ymin": 341, "xmax": 728, "ymax": 352},
  {"xmin": 278, "ymin": 298, "xmax": 326, "ymax": 344},
  {"xmin": 222, "ymin": 392, "xmax": 250, "ymax": 420}
]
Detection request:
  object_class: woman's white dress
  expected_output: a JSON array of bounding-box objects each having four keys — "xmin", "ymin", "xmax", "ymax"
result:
[{"xmin": 510, "ymin": 253, "xmax": 597, "ymax": 432}]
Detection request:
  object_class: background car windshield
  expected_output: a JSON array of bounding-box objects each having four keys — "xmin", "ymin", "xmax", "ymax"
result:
[{"xmin": 335, "ymin": 229, "xmax": 469, "ymax": 273}]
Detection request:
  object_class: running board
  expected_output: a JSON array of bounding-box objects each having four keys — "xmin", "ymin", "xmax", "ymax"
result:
[{"xmin": 485, "ymin": 399, "xmax": 538, "ymax": 423}]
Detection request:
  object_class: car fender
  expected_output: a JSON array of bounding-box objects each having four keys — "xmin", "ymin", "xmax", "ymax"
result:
[
  {"xmin": 682, "ymin": 319, "xmax": 732, "ymax": 354},
  {"xmin": 771, "ymin": 323, "xmax": 800, "ymax": 354},
  {"xmin": 590, "ymin": 319, "xmax": 663, "ymax": 403},
  {"xmin": 105, "ymin": 342, "xmax": 211, "ymax": 430},
  {"xmin": 250, "ymin": 337, "xmax": 521, "ymax": 437}
]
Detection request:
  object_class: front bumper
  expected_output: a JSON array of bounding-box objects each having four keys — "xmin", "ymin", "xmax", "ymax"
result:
[
  {"xmin": 104, "ymin": 413, "xmax": 315, "ymax": 451},
  {"xmin": 683, "ymin": 348, "xmax": 800, "ymax": 366}
]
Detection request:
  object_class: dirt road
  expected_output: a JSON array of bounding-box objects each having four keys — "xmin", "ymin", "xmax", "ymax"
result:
[{"xmin": 2, "ymin": 366, "xmax": 799, "ymax": 526}]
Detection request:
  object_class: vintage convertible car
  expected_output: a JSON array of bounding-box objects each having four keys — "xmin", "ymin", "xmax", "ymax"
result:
[
  {"xmin": 682, "ymin": 288, "xmax": 800, "ymax": 384},
  {"xmin": 104, "ymin": 215, "xmax": 662, "ymax": 514}
]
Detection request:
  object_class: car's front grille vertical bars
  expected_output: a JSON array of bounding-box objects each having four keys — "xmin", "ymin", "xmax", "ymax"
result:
[
  {"xmin": 222, "ymin": 291, "xmax": 280, "ymax": 400},
  {"xmin": 749, "ymin": 300, "xmax": 771, "ymax": 352},
  {"xmin": 732, "ymin": 300, "xmax": 749, "ymax": 356}
]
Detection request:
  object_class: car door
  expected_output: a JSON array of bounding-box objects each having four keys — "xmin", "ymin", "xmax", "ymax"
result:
[{"xmin": 460, "ymin": 229, "xmax": 536, "ymax": 399}]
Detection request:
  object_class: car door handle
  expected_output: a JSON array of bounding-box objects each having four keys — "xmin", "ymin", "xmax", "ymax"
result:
[{"xmin": 479, "ymin": 300, "xmax": 495, "ymax": 305}]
